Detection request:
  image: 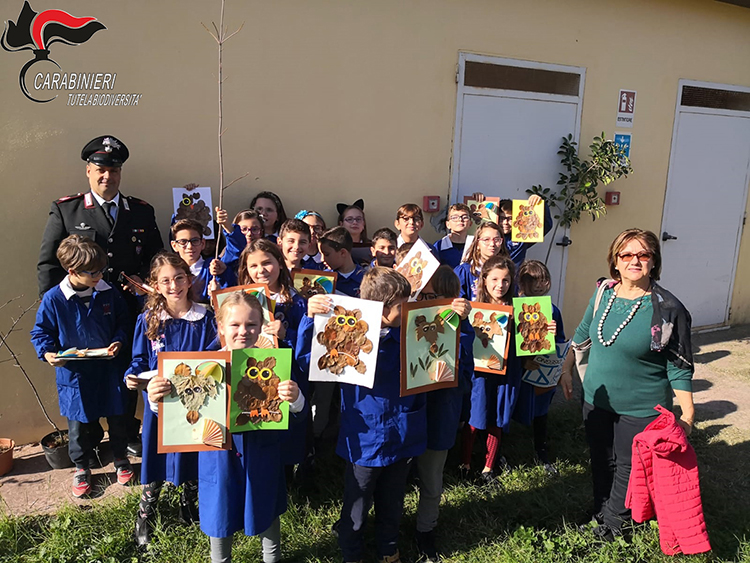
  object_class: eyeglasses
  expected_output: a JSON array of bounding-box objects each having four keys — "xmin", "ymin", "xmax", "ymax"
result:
[
  {"xmin": 308, "ymin": 226, "xmax": 325, "ymax": 234},
  {"xmin": 449, "ymin": 215, "xmax": 471, "ymax": 222},
  {"xmin": 81, "ymin": 269, "xmax": 104, "ymax": 277},
  {"xmin": 618, "ymin": 252, "xmax": 653, "ymax": 263},
  {"xmin": 499, "ymin": 216, "xmax": 513, "ymax": 223},
  {"xmin": 478, "ymin": 237, "xmax": 503, "ymax": 245},
  {"xmin": 344, "ymin": 216, "xmax": 364, "ymax": 224},
  {"xmin": 398, "ymin": 215, "xmax": 423, "ymax": 223},
  {"xmin": 157, "ymin": 274, "xmax": 189, "ymax": 288},
  {"xmin": 239, "ymin": 226, "xmax": 262, "ymax": 235},
  {"xmin": 174, "ymin": 237, "xmax": 202, "ymax": 248},
  {"xmin": 416, "ymin": 292, "xmax": 439, "ymax": 301}
]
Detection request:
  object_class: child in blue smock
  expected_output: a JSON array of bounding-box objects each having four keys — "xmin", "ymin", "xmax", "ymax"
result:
[
  {"xmin": 512, "ymin": 260, "xmax": 564, "ymax": 474},
  {"xmin": 433, "ymin": 203, "xmax": 474, "ymax": 269},
  {"xmin": 236, "ymin": 239, "xmax": 309, "ymax": 470},
  {"xmin": 31, "ymin": 235, "xmax": 133, "ymax": 498},
  {"xmin": 294, "ymin": 210, "xmax": 328, "ymax": 271},
  {"xmin": 455, "ymin": 221, "xmax": 508, "ymax": 301},
  {"xmin": 319, "ymin": 227, "xmax": 367, "ymax": 297},
  {"xmin": 300, "ymin": 267, "xmax": 427, "ymax": 563},
  {"xmin": 170, "ymin": 219, "xmax": 235, "ymax": 304},
  {"xmin": 460, "ymin": 255, "xmax": 521, "ymax": 485},
  {"xmin": 214, "ymin": 207, "xmax": 265, "ymax": 273},
  {"xmin": 413, "ymin": 266, "xmax": 474, "ymax": 562},
  {"xmin": 147, "ymin": 291, "xmax": 304, "ymax": 563},
  {"xmin": 124, "ymin": 253, "xmax": 217, "ymax": 547}
]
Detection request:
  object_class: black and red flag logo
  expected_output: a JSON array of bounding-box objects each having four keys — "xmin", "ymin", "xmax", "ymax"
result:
[{"xmin": 2, "ymin": 1, "xmax": 106, "ymax": 103}]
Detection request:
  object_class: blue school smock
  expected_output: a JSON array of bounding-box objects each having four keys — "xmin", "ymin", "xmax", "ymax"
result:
[
  {"xmin": 189, "ymin": 257, "xmax": 237, "ymax": 304},
  {"xmin": 336, "ymin": 327, "xmax": 428, "ymax": 467},
  {"xmin": 455, "ymin": 263, "xmax": 480, "ymax": 301},
  {"xmin": 513, "ymin": 304, "xmax": 566, "ymax": 425},
  {"xmin": 425, "ymin": 321, "xmax": 474, "ymax": 451},
  {"xmin": 335, "ymin": 264, "xmax": 366, "ymax": 298},
  {"xmin": 125, "ymin": 304, "xmax": 217, "ymax": 485},
  {"xmin": 221, "ymin": 226, "xmax": 247, "ymax": 270},
  {"xmin": 301, "ymin": 254, "xmax": 327, "ymax": 271},
  {"xmin": 272, "ymin": 291, "xmax": 310, "ymax": 465},
  {"xmin": 30, "ymin": 278, "xmax": 130, "ymax": 422},
  {"xmin": 198, "ymin": 427, "xmax": 287, "ymax": 538},
  {"xmin": 505, "ymin": 202, "xmax": 553, "ymax": 270},
  {"xmin": 468, "ymin": 316, "xmax": 522, "ymax": 433},
  {"xmin": 432, "ymin": 235, "xmax": 473, "ymax": 270}
]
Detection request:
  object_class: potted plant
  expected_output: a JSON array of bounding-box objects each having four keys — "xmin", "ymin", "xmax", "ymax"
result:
[
  {"xmin": 1, "ymin": 298, "xmax": 73, "ymax": 470},
  {"xmin": 0, "ymin": 438, "xmax": 14, "ymax": 476},
  {"xmin": 528, "ymin": 133, "xmax": 633, "ymax": 263}
]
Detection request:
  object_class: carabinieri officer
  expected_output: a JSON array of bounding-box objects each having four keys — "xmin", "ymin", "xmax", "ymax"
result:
[
  {"xmin": 36, "ymin": 135, "xmax": 164, "ymax": 456},
  {"xmin": 37, "ymin": 135, "xmax": 164, "ymax": 299}
]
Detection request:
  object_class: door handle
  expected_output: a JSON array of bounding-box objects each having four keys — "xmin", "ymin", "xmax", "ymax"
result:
[
  {"xmin": 662, "ymin": 232, "xmax": 678, "ymax": 242},
  {"xmin": 556, "ymin": 236, "xmax": 572, "ymax": 247}
]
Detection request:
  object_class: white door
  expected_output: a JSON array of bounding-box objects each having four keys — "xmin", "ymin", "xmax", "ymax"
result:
[
  {"xmin": 451, "ymin": 54, "xmax": 585, "ymax": 306},
  {"xmin": 660, "ymin": 108, "xmax": 750, "ymax": 327}
]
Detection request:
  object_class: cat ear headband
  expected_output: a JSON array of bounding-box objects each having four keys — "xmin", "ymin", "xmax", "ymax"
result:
[{"xmin": 336, "ymin": 199, "xmax": 365, "ymax": 216}]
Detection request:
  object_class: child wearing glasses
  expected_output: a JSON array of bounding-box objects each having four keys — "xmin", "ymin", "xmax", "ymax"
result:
[
  {"xmin": 337, "ymin": 199, "xmax": 368, "ymax": 244},
  {"xmin": 170, "ymin": 219, "xmax": 235, "ymax": 304},
  {"xmin": 214, "ymin": 208, "xmax": 265, "ymax": 274},
  {"xmin": 454, "ymin": 222, "xmax": 509, "ymax": 301},
  {"xmin": 31, "ymin": 234, "xmax": 134, "ymax": 498},
  {"xmin": 295, "ymin": 210, "xmax": 328, "ymax": 271},
  {"xmin": 433, "ymin": 203, "xmax": 474, "ymax": 269},
  {"xmin": 394, "ymin": 203, "xmax": 425, "ymax": 246},
  {"xmin": 498, "ymin": 195, "xmax": 552, "ymax": 269},
  {"xmin": 124, "ymin": 253, "xmax": 217, "ymax": 547}
]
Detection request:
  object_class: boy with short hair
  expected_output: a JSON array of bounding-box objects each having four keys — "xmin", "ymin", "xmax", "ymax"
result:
[
  {"xmin": 278, "ymin": 218, "xmax": 312, "ymax": 271},
  {"xmin": 433, "ymin": 203, "xmax": 474, "ymax": 268},
  {"xmin": 31, "ymin": 235, "xmax": 134, "ymax": 497},
  {"xmin": 498, "ymin": 195, "xmax": 552, "ymax": 269},
  {"xmin": 370, "ymin": 227, "xmax": 398, "ymax": 268},
  {"xmin": 303, "ymin": 268, "xmax": 427, "ymax": 563},
  {"xmin": 319, "ymin": 227, "xmax": 366, "ymax": 297},
  {"xmin": 170, "ymin": 219, "xmax": 234, "ymax": 303},
  {"xmin": 394, "ymin": 203, "xmax": 425, "ymax": 246}
]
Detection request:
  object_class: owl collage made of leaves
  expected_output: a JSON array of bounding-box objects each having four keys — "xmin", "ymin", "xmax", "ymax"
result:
[{"xmin": 317, "ymin": 306, "xmax": 373, "ymax": 375}]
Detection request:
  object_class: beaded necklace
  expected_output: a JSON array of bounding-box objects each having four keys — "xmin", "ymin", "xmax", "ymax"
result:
[{"xmin": 597, "ymin": 284, "xmax": 649, "ymax": 347}]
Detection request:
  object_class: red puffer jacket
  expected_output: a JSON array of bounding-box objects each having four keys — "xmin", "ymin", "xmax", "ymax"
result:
[{"xmin": 625, "ymin": 404, "xmax": 711, "ymax": 555}]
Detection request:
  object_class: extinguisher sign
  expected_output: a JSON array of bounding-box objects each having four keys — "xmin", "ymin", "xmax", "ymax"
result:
[{"xmin": 616, "ymin": 89, "xmax": 637, "ymax": 128}]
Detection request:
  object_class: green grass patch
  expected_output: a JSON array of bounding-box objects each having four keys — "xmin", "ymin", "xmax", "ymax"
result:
[{"xmin": 1, "ymin": 401, "xmax": 748, "ymax": 562}]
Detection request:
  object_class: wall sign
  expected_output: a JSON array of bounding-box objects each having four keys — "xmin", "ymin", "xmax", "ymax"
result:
[{"xmin": 616, "ymin": 89, "xmax": 637, "ymax": 128}]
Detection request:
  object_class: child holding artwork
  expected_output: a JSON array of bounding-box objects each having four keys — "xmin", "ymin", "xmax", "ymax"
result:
[
  {"xmin": 370, "ymin": 227, "xmax": 398, "ymax": 268},
  {"xmin": 171, "ymin": 219, "xmax": 235, "ymax": 304},
  {"xmin": 433, "ymin": 203, "xmax": 474, "ymax": 269},
  {"xmin": 277, "ymin": 218, "xmax": 312, "ymax": 272},
  {"xmin": 215, "ymin": 208, "xmax": 265, "ymax": 272},
  {"xmin": 460, "ymin": 255, "xmax": 520, "ymax": 484},
  {"xmin": 497, "ymin": 195, "xmax": 552, "ymax": 269},
  {"xmin": 455, "ymin": 222, "xmax": 509, "ymax": 301},
  {"xmin": 124, "ymin": 253, "xmax": 217, "ymax": 547},
  {"xmin": 319, "ymin": 227, "xmax": 367, "ymax": 297},
  {"xmin": 295, "ymin": 210, "xmax": 327, "ymax": 270},
  {"xmin": 513, "ymin": 260, "xmax": 563, "ymax": 473},
  {"xmin": 31, "ymin": 235, "xmax": 133, "ymax": 498},
  {"xmin": 413, "ymin": 265, "xmax": 473, "ymax": 562},
  {"xmin": 147, "ymin": 292, "xmax": 304, "ymax": 563},
  {"xmin": 302, "ymin": 268, "xmax": 427, "ymax": 563},
  {"xmin": 237, "ymin": 239, "xmax": 309, "ymax": 469},
  {"xmin": 251, "ymin": 191, "xmax": 288, "ymax": 242},
  {"xmin": 394, "ymin": 203, "xmax": 425, "ymax": 246}
]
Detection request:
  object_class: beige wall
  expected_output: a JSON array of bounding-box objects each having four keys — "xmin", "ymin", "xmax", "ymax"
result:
[{"xmin": 2, "ymin": 0, "xmax": 750, "ymax": 444}]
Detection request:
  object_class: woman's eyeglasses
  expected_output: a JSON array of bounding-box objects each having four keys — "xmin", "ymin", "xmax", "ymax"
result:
[{"xmin": 617, "ymin": 252, "xmax": 653, "ymax": 263}]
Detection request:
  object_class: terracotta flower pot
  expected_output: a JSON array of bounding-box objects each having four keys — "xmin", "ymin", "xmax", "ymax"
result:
[{"xmin": 0, "ymin": 438, "xmax": 15, "ymax": 476}]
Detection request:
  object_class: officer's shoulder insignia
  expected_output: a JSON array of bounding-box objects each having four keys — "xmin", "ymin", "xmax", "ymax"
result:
[
  {"xmin": 56, "ymin": 193, "xmax": 83, "ymax": 203},
  {"xmin": 126, "ymin": 195, "xmax": 150, "ymax": 206}
]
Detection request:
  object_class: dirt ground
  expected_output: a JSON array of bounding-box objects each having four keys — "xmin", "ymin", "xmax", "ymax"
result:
[{"xmin": 1, "ymin": 326, "xmax": 749, "ymax": 518}]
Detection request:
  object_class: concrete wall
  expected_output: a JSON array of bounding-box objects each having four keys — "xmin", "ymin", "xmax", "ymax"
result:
[{"xmin": 2, "ymin": 0, "xmax": 749, "ymax": 444}]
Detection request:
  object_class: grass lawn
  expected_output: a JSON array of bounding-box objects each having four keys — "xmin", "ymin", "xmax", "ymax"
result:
[{"xmin": 1, "ymin": 400, "xmax": 748, "ymax": 562}]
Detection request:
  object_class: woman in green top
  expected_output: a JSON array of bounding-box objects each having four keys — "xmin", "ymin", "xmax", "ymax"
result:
[{"xmin": 560, "ymin": 229, "xmax": 695, "ymax": 540}]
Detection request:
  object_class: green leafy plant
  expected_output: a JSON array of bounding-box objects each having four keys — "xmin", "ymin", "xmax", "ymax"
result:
[{"xmin": 528, "ymin": 133, "xmax": 632, "ymax": 262}]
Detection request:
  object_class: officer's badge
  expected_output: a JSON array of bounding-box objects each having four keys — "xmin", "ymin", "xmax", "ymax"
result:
[
  {"xmin": 102, "ymin": 137, "xmax": 121, "ymax": 153},
  {"xmin": 77, "ymin": 222, "xmax": 91, "ymax": 230}
]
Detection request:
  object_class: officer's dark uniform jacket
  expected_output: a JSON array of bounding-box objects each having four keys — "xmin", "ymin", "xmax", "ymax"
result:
[{"xmin": 37, "ymin": 191, "xmax": 164, "ymax": 296}]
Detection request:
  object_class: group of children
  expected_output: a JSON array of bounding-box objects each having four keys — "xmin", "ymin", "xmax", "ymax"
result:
[{"xmin": 31, "ymin": 189, "xmax": 564, "ymax": 563}]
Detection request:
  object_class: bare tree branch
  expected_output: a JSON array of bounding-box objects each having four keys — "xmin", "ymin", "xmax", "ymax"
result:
[{"xmin": 224, "ymin": 172, "xmax": 251, "ymax": 191}]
